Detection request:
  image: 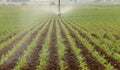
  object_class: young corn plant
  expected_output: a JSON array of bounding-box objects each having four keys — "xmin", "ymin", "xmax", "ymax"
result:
[{"xmin": 56, "ymin": 18, "xmax": 67, "ymax": 70}]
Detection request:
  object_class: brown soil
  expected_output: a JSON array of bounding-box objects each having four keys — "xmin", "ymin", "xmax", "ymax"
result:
[
  {"xmin": 88, "ymin": 38, "xmax": 120, "ymax": 69},
  {"xmin": 0, "ymin": 33, "xmax": 35, "ymax": 70},
  {"xmin": 61, "ymin": 18, "xmax": 105, "ymax": 70},
  {"xmin": 91, "ymin": 33, "xmax": 99, "ymax": 39},
  {"xmin": 103, "ymin": 33, "xmax": 111, "ymax": 40},
  {"xmin": 0, "ymin": 32, "xmax": 27, "ymax": 59},
  {"xmin": 114, "ymin": 35, "xmax": 120, "ymax": 40},
  {"xmin": 63, "ymin": 17, "xmax": 120, "ymax": 70},
  {"xmin": 58, "ymin": 20, "xmax": 80, "ymax": 70},
  {"xmin": 0, "ymin": 18, "xmax": 42, "ymax": 45},
  {"xmin": 21, "ymin": 18, "xmax": 51, "ymax": 70},
  {"xmin": 0, "ymin": 19, "xmax": 48, "ymax": 70},
  {"xmin": 0, "ymin": 22, "xmax": 40, "ymax": 59},
  {"xmin": 0, "ymin": 32, "xmax": 17, "ymax": 45},
  {"xmin": 46, "ymin": 18, "xmax": 60, "ymax": 70},
  {"xmin": 0, "ymin": 19, "xmax": 48, "ymax": 60}
]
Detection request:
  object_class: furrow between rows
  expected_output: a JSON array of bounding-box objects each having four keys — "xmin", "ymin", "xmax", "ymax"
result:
[
  {"xmin": 46, "ymin": 18, "xmax": 60, "ymax": 70},
  {"xmin": 22, "ymin": 18, "xmax": 51, "ymax": 70},
  {"xmin": 58, "ymin": 18, "xmax": 80, "ymax": 70},
  {"xmin": 61, "ymin": 17, "xmax": 105, "ymax": 70}
]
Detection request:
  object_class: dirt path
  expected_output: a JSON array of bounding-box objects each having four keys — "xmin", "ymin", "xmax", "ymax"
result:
[
  {"xmin": 58, "ymin": 20, "xmax": 80, "ymax": 70},
  {"xmin": 64, "ymin": 17, "xmax": 120, "ymax": 69},
  {"xmin": 46, "ymin": 18, "xmax": 60, "ymax": 70}
]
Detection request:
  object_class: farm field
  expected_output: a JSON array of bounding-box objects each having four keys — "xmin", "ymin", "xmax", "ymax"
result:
[{"xmin": 0, "ymin": 5, "xmax": 120, "ymax": 70}]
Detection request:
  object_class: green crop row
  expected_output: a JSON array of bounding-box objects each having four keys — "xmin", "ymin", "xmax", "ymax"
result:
[
  {"xmin": 62, "ymin": 18, "xmax": 115, "ymax": 70},
  {"xmin": 0, "ymin": 6, "xmax": 50, "ymax": 42},
  {"xmin": 56, "ymin": 18, "xmax": 67, "ymax": 70},
  {"xmin": 59, "ymin": 18, "xmax": 89, "ymax": 70},
  {"xmin": 66, "ymin": 17, "xmax": 120, "ymax": 63},
  {"xmin": 13, "ymin": 17, "xmax": 50, "ymax": 70},
  {"xmin": 36, "ymin": 18, "xmax": 54, "ymax": 70}
]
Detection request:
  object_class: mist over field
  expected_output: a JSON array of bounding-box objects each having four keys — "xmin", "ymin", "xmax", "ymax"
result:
[{"xmin": 0, "ymin": 0, "xmax": 120, "ymax": 70}]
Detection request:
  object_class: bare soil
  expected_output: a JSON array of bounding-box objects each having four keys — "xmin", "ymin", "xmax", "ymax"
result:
[{"xmin": 46, "ymin": 18, "xmax": 60, "ymax": 70}]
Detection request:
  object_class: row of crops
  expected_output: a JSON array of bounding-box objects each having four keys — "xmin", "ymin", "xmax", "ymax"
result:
[
  {"xmin": 0, "ymin": 16, "xmax": 120, "ymax": 70},
  {"xmin": 0, "ymin": 5, "xmax": 120, "ymax": 70}
]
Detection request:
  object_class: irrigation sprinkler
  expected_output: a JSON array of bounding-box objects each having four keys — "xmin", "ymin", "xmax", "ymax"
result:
[{"xmin": 58, "ymin": 0, "xmax": 61, "ymax": 16}]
